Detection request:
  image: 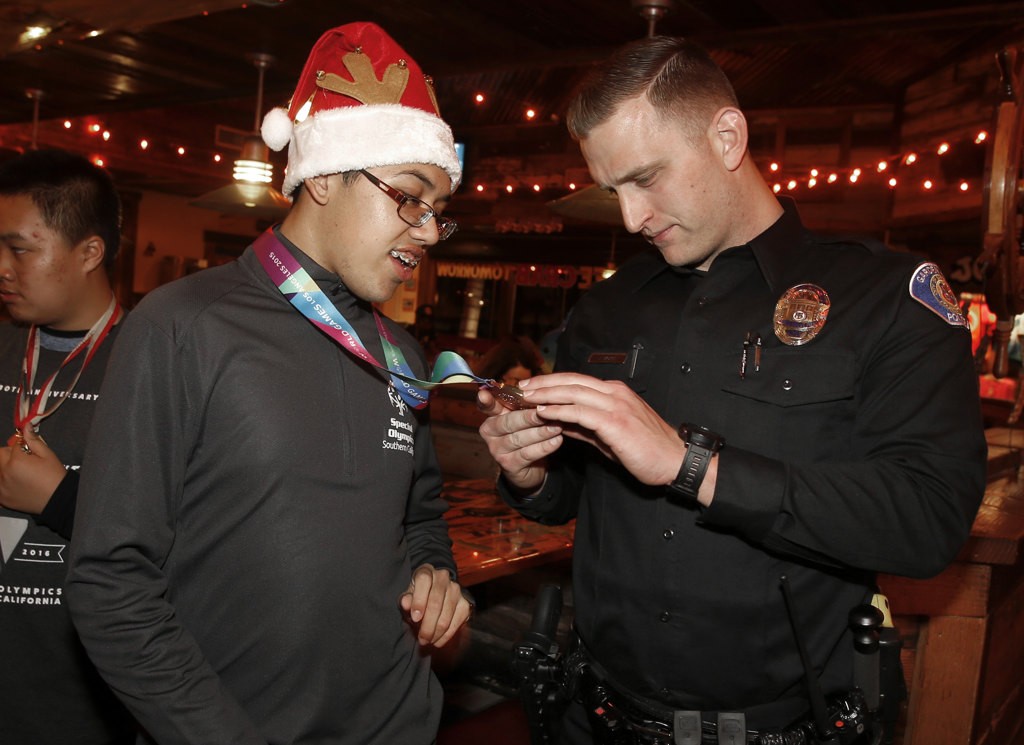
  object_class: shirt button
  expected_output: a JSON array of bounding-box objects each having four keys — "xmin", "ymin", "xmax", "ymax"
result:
[
  {"xmin": 680, "ymin": 363, "xmax": 691, "ymax": 374},
  {"xmin": 659, "ymin": 611, "xmax": 671, "ymax": 622},
  {"xmin": 662, "ymin": 528, "xmax": 674, "ymax": 540},
  {"xmin": 697, "ymin": 296, "xmax": 709, "ymax": 307},
  {"xmin": 661, "ymin": 687, "xmax": 671, "ymax": 698},
  {"xmin": 782, "ymin": 379, "xmax": 793, "ymax": 391}
]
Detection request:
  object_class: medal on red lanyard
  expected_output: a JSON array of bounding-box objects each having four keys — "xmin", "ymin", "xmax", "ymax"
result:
[
  {"xmin": 9, "ymin": 295, "xmax": 123, "ymax": 451},
  {"xmin": 254, "ymin": 230, "xmax": 531, "ymax": 410}
]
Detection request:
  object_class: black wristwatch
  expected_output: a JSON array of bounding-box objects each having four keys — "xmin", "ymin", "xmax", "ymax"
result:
[{"xmin": 666, "ymin": 423, "xmax": 725, "ymax": 505}]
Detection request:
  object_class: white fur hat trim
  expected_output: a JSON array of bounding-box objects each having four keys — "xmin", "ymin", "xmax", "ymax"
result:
[{"xmin": 270, "ymin": 103, "xmax": 462, "ymax": 197}]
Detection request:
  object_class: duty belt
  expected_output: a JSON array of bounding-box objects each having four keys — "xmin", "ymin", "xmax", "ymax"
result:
[{"xmin": 567, "ymin": 647, "xmax": 874, "ymax": 745}]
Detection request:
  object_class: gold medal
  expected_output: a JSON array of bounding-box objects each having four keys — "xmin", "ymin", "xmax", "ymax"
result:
[
  {"xmin": 490, "ymin": 383, "xmax": 536, "ymax": 411},
  {"xmin": 774, "ymin": 284, "xmax": 831, "ymax": 346}
]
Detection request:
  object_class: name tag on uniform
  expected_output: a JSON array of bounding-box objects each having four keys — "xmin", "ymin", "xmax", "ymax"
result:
[{"xmin": 587, "ymin": 352, "xmax": 628, "ymax": 364}]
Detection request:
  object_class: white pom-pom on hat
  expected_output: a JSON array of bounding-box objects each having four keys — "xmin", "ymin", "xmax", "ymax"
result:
[{"xmin": 261, "ymin": 107, "xmax": 294, "ymax": 152}]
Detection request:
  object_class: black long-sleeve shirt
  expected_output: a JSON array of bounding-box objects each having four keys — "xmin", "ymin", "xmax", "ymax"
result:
[
  {"xmin": 67, "ymin": 231, "xmax": 455, "ymax": 744},
  {"xmin": 1, "ymin": 322, "xmax": 134, "ymax": 743},
  {"xmin": 503, "ymin": 200, "xmax": 986, "ymax": 725}
]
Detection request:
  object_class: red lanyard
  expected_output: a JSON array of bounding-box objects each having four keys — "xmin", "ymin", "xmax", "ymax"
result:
[{"xmin": 14, "ymin": 295, "xmax": 122, "ymax": 434}]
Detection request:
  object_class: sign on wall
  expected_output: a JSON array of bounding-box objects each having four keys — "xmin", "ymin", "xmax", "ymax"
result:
[{"xmin": 435, "ymin": 261, "xmax": 611, "ymax": 290}]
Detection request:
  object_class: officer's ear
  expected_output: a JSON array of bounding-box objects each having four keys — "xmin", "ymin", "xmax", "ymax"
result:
[{"xmin": 711, "ymin": 107, "xmax": 748, "ymax": 172}]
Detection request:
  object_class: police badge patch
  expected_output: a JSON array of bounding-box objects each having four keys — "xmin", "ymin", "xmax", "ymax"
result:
[{"xmin": 908, "ymin": 263, "xmax": 969, "ymax": 329}]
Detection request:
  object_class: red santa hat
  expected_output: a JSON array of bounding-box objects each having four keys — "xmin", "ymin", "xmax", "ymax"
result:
[{"xmin": 261, "ymin": 22, "xmax": 462, "ymax": 197}]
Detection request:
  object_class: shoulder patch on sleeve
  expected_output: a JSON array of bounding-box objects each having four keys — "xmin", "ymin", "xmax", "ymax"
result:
[{"xmin": 908, "ymin": 262, "xmax": 969, "ymax": 329}]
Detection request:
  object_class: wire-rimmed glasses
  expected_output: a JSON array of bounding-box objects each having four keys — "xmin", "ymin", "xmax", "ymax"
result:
[{"xmin": 359, "ymin": 169, "xmax": 457, "ymax": 241}]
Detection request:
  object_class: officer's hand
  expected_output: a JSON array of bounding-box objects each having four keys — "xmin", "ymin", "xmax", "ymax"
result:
[
  {"xmin": 399, "ymin": 564, "xmax": 473, "ymax": 648},
  {"xmin": 0, "ymin": 426, "xmax": 66, "ymax": 514},
  {"xmin": 517, "ymin": 372, "xmax": 684, "ymax": 487},
  {"xmin": 477, "ymin": 383, "xmax": 563, "ymax": 493}
]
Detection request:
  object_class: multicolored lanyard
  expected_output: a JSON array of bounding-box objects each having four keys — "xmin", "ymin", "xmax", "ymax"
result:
[
  {"xmin": 253, "ymin": 229, "xmax": 499, "ymax": 410},
  {"xmin": 13, "ymin": 294, "xmax": 123, "ymax": 438}
]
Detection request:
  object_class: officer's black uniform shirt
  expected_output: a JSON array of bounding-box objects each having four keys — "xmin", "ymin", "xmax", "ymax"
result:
[{"xmin": 503, "ymin": 199, "xmax": 986, "ymax": 725}]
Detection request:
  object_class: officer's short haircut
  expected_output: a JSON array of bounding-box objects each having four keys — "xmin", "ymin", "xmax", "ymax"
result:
[{"xmin": 567, "ymin": 36, "xmax": 739, "ymax": 146}]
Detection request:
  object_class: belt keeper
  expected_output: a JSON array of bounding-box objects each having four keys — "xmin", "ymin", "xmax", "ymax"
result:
[
  {"xmin": 717, "ymin": 712, "xmax": 746, "ymax": 745},
  {"xmin": 674, "ymin": 710, "xmax": 702, "ymax": 745}
]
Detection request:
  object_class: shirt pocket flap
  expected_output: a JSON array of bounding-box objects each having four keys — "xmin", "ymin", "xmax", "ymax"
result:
[{"xmin": 719, "ymin": 350, "xmax": 856, "ymax": 407}]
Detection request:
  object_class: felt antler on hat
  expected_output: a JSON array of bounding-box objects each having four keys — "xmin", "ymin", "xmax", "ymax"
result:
[{"xmin": 261, "ymin": 22, "xmax": 461, "ymax": 196}]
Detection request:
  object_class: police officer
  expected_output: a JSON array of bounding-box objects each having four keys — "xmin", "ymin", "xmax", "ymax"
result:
[{"xmin": 478, "ymin": 36, "xmax": 986, "ymax": 744}]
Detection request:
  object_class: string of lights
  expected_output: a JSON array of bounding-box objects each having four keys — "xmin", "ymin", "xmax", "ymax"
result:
[
  {"xmin": 761, "ymin": 130, "xmax": 989, "ymax": 195},
  {"xmin": 46, "ymin": 118, "xmax": 231, "ymax": 171},
  {"xmin": 4, "ymin": 101, "xmax": 992, "ymax": 200}
]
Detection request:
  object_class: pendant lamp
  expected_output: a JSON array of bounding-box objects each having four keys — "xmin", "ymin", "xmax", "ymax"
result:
[
  {"xmin": 190, "ymin": 53, "xmax": 290, "ymax": 221},
  {"xmin": 546, "ymin": 1, "xmax": 675, "ymax": 226}
]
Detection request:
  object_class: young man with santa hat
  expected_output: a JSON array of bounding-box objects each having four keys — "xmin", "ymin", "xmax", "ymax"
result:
[{"xmin": 67, "ymin": 22, "xmax": 471, "ymax": 745}]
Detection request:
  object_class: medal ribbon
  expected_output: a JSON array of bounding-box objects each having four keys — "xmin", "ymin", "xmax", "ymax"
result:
[
  {"xmin": 15, "ymin": 294, "xmax": 123, "ymax": 433},
  {"xmin": 253, "ymin": 230, "xmax": 491, "ymax": 409}
]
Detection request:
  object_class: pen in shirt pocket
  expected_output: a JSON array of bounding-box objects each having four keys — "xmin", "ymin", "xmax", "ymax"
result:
[
  {"xmin": 628, "ymin": 343, "xmax": 643, "ymax": 379},
  {"xmin": 739, "ymin": 332, "xmax": 762, "ymax": 379}
]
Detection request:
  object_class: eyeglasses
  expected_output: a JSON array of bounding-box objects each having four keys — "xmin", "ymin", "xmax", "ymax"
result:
[{"xmin": 359, "ymin": 170, "xmax": 457, "ymax": 241}]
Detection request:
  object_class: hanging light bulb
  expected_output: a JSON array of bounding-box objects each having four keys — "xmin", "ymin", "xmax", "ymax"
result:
[
  {"xmin": 191, "ymin": 52, "xmax": 290, "ymax": 220},
  {"xmin": 233, "ymin": 53, "xmax": 276, "ymax": 185},
  {"xmin": 233, "ymin": 137, "xmax": 275, "ymax": 184}
]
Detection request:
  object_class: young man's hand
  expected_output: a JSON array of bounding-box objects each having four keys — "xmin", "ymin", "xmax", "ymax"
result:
[{"xmin": 400, "ymin": 564, "xmax": 473, "ymax": 647}]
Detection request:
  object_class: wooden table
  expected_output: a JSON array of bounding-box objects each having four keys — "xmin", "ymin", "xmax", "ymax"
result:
[
  {"xmin": 444, "ymin": 478, "xmax": 574, "ymax": 587},
  {"xmin": 878, "ymin": 428, "xmax": 1024, "ymax": 745}
]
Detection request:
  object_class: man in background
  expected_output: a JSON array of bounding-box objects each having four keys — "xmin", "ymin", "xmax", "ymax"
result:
[
  {"xmin": 67, "ymin": 22, "xmax": 471, "ymax": 745},
  {"xmin": 0, "ymin": 148, "xmax": 134, "ymax": 743}
]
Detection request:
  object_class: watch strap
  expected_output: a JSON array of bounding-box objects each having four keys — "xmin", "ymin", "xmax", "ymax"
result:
[
  {"xmin": 667, "ymin": 441, "xmax": 713, "ymax": 504},
  {"xmin": 667, "ymin": 424, "xmax": 723, "ymax": 505}
]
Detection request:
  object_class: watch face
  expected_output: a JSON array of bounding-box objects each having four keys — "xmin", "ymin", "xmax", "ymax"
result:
[{"xmin": 682, "ymin": 424, "xmax": 723, "ymax": 451}]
